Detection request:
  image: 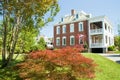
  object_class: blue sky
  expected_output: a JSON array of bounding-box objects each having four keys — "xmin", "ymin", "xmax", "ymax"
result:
[{"xmin": 41, "ymin": 0, "xmax": 120, "ymax": 37}]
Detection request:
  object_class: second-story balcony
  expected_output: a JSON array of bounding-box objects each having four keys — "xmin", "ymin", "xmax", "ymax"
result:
[
  {"xmin": 90, "ymin": 21, "xmax": 103, "ymax": 35},
  {"xmin": 90, "ymin": 29, "xmax": 103, "ymax": 34}
]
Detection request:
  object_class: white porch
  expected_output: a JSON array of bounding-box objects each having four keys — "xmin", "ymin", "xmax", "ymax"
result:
[{"xmin": 90, "ymin": 35, "xmax": 104, "ymax": 48}]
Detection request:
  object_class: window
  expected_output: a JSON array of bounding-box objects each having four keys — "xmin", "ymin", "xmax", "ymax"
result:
[
  {"xmin": 105, "ymin": 23, "xmax": 107, "ymax": 30},
  {"xmin": 108, "ymin": 26, "xmax": 110, "ymax": 32},
  {"xmin": 70, "ymin": 36, "xmax": 75, "ymax": 45},
  {"xmin": 79, "ymin": 37, "xmax": 83, "ymax": 44},
  {"xmin": 70, "ymin": 24, "xmax": 74, "ymax": 32},
  {"xmin": 56, "ymin": 26, "xmax": 60, "ymax": 34},
  {"xmin": 56, "ymin": 37, "xmax": 60, "ymax": 46},
  {"xmin": 61, "ymin": 17, "xmax": 64, "ymax": 22},
  {"xmin": 76, "ymin": 14, "xmax": 79, "ymax": 19},
  {"xmin": 79, "ymin": 22, "xmax": 83, "ymax": 31},
  {"xmin": 106, "ymin": 36, "xmax": 108, "ymax": 43},
  {"xmin": 62, "ymin": 25, "xmax": 66, "ymax": 33},
  {"xmin": 109, "ymin": 37, "xmax": 111, "ymax": 45},
  {"xmin": 62, "ymin": 37, "xmax": 66, "ymax": 46}
]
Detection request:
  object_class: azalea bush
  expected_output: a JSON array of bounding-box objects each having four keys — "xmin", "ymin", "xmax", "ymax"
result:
[{"xmin": 15, "ymin": 46, "xmax": 96, "ymax": 80}]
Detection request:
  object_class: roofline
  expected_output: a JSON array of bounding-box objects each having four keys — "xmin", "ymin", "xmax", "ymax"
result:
[
  {"xmin": 54, "ymin": 15, "xmax": 113, "ymax": 27},
  {"xmin": 54, "ymin": 18, "xmax": 88, "ymax": 26}
]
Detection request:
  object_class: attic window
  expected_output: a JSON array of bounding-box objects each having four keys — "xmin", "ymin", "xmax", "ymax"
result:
[
  {"xmin": 61, "ymin": 17, "xmax": 64, "ymax": 22},
  {"xmin": 76, "ymin": 14, "xmax": 79, "ymax": 19}
]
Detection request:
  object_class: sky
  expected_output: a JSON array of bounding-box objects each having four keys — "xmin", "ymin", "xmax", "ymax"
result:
[{"xmin": 41, "ymin": 0, "xmax": 120, "ymax": 38}]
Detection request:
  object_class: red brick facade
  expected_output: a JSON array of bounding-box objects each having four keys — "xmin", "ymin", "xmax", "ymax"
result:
[{"xmin": 54, "ymin": 20, "xmax": 89, "ymax": 48}]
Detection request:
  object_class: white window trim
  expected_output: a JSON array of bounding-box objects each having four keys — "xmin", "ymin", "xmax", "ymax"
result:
[
  {"xmin": 70, "ymin": 35, "xmax": 75, "ymax": 45},
  {"xmin": 62, "ymin": 36, "xmax": 66, "ymax": 46},
  {"xmin": 56, "ymin": 26, "xmax": 60, "ymax": 34},
  {"xmin": 62, "ymin": 25, "xmax": 66, "ymax": 33},
  {"xmin": 79, "ymin": 22, "xmax": 83, "ymax": 32},
  {"xmin": 56, "ymin": 37, "xmax": 60, "ymax": 46},
  {"xmin": 70, "ymin": 24, "xmax": 74, "ymax": 32}
]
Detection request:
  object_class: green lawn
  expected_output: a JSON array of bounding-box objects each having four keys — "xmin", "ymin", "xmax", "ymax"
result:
[
  {"xmin": 114, "ymin": 50, "xmax": 120, "ymax": 54},
  {"xmin": 83, "ymin": 53, "xmax": 120, "ymax": 80}
]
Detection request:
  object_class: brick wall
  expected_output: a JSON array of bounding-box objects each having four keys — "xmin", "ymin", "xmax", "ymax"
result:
[{"xmin": 54, "ymin": 20, "xmax": 89, "ymax": 48}]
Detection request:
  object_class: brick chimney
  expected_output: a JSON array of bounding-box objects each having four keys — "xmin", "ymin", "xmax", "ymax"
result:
[{"xmin": 71, "ymin": 9, "xmax": 75, "ymax": 15}]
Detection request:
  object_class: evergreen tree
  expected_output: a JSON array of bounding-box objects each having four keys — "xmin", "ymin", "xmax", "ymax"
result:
[{"xmin": 38, "ymin": 37, "xmax": 46, "ymax": 50}]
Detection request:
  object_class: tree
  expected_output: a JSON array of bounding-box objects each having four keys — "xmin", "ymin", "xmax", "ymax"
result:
[
  {"xmin": 114, "ymin": 36, "xmax": 120, "ymax": 51},
  {"xmin": 37, "ymin": 37, "xmax": 46, "ymax": 50},
  {"xmin": 0, "ymin": 0, "xmax": 59, "ymax": 68},
  {"xmin": 15, "ymin": 47, "xmax": 96, "ymax": 80},
  {"xmin": 16, "ymin": 27, "xmax": 38, "ymax": 53}
]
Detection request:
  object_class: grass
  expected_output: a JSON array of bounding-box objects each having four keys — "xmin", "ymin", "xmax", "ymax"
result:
[
  {"xmin": 83, "ymin": 53, "xmax": 120, "ymax": 80},
  {"xmin": 114, "ymin": 50, "xmax": 120, "ymax": 54}
]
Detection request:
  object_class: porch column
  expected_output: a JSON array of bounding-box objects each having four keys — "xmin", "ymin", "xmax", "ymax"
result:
[{"xmin": 102, "ymin": 21, "xmax": 105, "ymax": 46}]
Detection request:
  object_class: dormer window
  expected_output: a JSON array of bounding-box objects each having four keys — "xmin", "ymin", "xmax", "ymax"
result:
[
  {"xmin": 76, "ymin": 14, "xmax": 79, "ymax": 19},
  {"xmin": 61, "ymin": 17, "xmax": 64, "ymax": 22}
]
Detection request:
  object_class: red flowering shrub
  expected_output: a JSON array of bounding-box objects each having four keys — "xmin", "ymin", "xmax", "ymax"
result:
[{"xmin": 15, "ymin": 46, "xmax": 96, "ymax": 80}]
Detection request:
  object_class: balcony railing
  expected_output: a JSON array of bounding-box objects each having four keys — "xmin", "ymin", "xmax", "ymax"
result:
[
  {"xmin": 91, "ymin": 43, "xmax": 103, "ymax": 47},
  {"xmin": 90, "ymin": 29, "xmax": 103, "ymax": 34}
]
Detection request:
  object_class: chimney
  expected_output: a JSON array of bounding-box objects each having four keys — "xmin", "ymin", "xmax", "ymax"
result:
[{"xmin": 71, "ymin": 9, "xmax": 75, "ymax": 15}]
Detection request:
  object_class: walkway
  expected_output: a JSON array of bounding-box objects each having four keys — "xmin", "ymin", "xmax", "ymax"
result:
[{"xmin": 99, "ymin": 54, "xmax": 120, "ymax": 64}]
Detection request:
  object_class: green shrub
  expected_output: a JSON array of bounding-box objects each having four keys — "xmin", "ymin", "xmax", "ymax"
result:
[
  {"xmin": 15, "ymin": 46, "xmax": 96, "ymax": 80},
  {"xmin": 37, "ymin": 37, "xmax": 46, "ymax": 50},
  {"xmin": 108, "ymin": 46, "xmax": 115, "ymax": 51}
]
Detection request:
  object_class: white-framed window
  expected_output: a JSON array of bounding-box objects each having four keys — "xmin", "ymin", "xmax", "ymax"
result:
[
  {"xmin": 76, "ymin": 14, "xmax": 79, "ymax": 19},
  {"xmin": 56, "ymin": 37, "xmax": 60, "ymax": 46},
  {"xmin": 56, "ymin": 26, "xmax": 60, "ymax": 34},
  {"xmin": 70, "ymin": 24, "xmax": 74, "ymax": 32},
  {"xmin": 62, "ymin": 25, "xmax": 66, "ymax": 33},
  {"xmin": 62, "ymin": 36, "xmax": 66, "ymax": 46},
  {"xmin": 105, "ymin": 23, "xmax": 107, "ymax": 30},
  {"xmin": 61, "ymin": 17, "xmax": 64, "ymax": 22},
  {"xmin": 79, "ymin": 37, "xmax": 83, "ymax": 44},
  {"xmin": 70, "ymin": 35, "xmax": 75, "ymax": 45},
  {"xmin": 79, "ymin": 22, "xmax": 84, "ymax": 32}
]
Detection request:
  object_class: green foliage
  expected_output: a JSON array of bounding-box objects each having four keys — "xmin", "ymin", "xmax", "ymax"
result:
[
  {"xmin": 37, "ymin": 37, "xmax": 46, "ymax": 50},
  {"xmin": 15, "ymin": 28, "xmax": 38, "ymax": 54},
  {"xmin": 83, "ymin": 42, "xmax": 88, "ymax": 52},
  {"xmin": 15, "ymin": 47, "xmax": 96, "ymax": 80},
  {"xmin": 0, "ymin": 54, "xmax": 24, "ymax": 80},
  {"xmin": 1, "ymin": 0, "xmax": 60, "ymax": 68},
  {"xmin": 0, "ymin": 38, "xmax": 2, "ymax": 54},
  {"xmin": 0, "ymin": 67, "xmax": 20, "ymax": 80},
  {"xmin": 108, "ymin": 45, "xmax": 115, "ymax": 51},
  {"xmin": 114, "ymin": 36, "xmax": 120, "ymax": 51}
]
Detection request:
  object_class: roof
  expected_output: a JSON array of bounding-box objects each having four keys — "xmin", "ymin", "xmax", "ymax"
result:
[{"xmin": 54, "ymin": 10, "xmax": 91, "ymax": 26}]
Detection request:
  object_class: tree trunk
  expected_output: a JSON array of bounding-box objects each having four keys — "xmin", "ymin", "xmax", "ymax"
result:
[
  {"xmin": 1, "ymin": 16, "xmax": 20, "ymax": 68},
  {"xmin": 1, "ymin": 9, "xmax": 7, "ymax": 68},
  {"xmin": 1, "ymin": 22, "xmax": 7, "ymax": 65}
]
